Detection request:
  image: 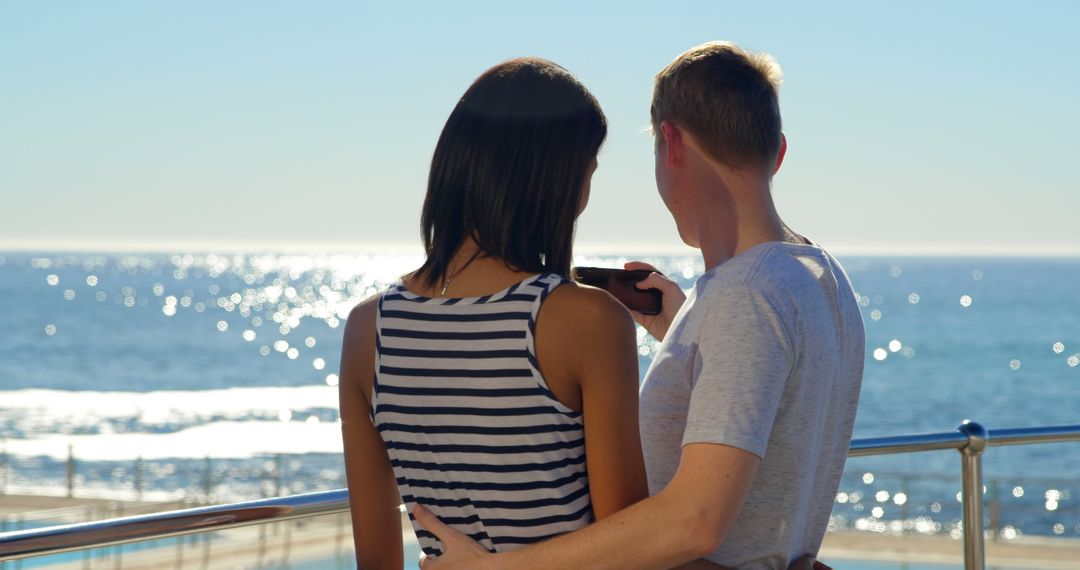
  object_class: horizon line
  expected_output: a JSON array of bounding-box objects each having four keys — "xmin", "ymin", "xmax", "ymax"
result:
[{"xmin": 2, "ymin": 238, "xmax": 1080, "ymax": 258}]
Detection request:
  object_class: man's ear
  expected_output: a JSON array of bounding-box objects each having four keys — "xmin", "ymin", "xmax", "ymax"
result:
[
  {"xmin": 659, "ymin": 121, "xmax": 683, "ymax": 168},
  {"xmin": 774, "ymin": 132, "xmax": 787, "ymax": 175}
]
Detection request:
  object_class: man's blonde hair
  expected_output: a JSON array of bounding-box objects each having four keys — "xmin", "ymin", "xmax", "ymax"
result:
[{"xmin": 651, "ymin": 41, "xmax": 783, "ymax": 172}]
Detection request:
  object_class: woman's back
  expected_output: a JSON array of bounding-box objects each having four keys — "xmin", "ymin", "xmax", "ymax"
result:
[
  {"xmin": 373, "ymin": 273, "xmax": 590, "ymax": 556},
  {"xmin": 340, "ymin": 57, "xmax": 645, "ymax": 570}
]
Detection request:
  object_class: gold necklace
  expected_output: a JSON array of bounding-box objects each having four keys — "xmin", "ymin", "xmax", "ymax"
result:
[{"xmin": 440, "ymin": 249, "xmax": 482, "ymax": 296}]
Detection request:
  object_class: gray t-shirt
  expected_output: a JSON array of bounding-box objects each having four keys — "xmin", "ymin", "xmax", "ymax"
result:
[{"xmin": 639, "ymin": 241, "xmax": 865, "ymax": 569}]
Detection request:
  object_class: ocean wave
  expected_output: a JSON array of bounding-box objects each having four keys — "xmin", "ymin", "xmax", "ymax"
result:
[
  {"xmin": 2, "ymin": 419, "xmax": 343, "ymax": 461},
  {"xmin": 0, "ymin": 386, "xmax": 340, "ymax": 442},
  {"xmin": 0, "ymin": 385, "xmax": 337, "ymax": 419}
]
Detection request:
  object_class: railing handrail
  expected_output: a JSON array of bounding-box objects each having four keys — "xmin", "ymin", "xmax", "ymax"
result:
[
  {"xmin": 0, "ymin": 489, "xmax": 350, "ymax": 561},
  {"xmin": 848, "ymin": 424, "xmax": 1080, "ymax": 455},
  {"xmin": 848, "ymin": 430, "xmax": 969, "ymax": 456},
  {"xmin": 1, "ymin": 422, "xmax": 1079, "ymax": 566}
]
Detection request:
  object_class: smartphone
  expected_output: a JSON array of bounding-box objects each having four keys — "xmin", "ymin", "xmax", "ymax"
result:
[{"xmin": 571, "ymin": 267, "xmax": 662, "ymax": 315}]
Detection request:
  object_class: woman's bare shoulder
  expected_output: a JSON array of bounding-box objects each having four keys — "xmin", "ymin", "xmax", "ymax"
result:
[
  {"xmin": 339, "ymin": 294, "xmax": 382, "ymax": 399},
  {"xmin": 533, "ymin": 280, "xmax": 637, "ymax": 410},
  {"xmin": 343, "ymin": 295, "xmax": 379, "ymax": 345},
  {"xmin": 540, "ymin": 281, "xmax": 635, "ymax": 346}
]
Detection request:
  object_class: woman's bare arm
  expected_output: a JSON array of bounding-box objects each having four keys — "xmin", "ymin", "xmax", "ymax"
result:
[
  {"xmin": 537, "ymin": 284, "xmax": 649, "ymax": 519},
  {"xmin": 339, "ymin": 298, "xmax": 404, "ymax": 570}
]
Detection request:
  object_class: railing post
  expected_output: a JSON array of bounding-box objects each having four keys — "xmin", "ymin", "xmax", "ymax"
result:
[
  {"xmin": 82, "ymin": 506, "xmax": 92, "ymax": 569},
  {"xmin": 988, "ymin": 478, "xmax": 1001, "ymax": 540},
  {"xmin": 272, "ymin": 454, "xmax": 283, "ymax": 538},
  {"xmin": 13, "ymin": 516, "xmax": 22, "ymax": 570},
  {"xmin": 281, "ymin": 520, "xmax": 293, "ymax": 566},
  {"xmin": 257, "ymin": 523, "xmax": 267, "ymax": 566},
  {"xmin": 899, "ymin": 474, "xmax": 910, "ymax": 524},
  {"xmin": 274, "ymin": 453, "xmax": 283, "ymax": 497},
  {"xmin": 66, "ymin": 445, "xmax": 75, "ymax": 499},
  {"xmin": 1, "ymin": 437, "xmax": 7, "ymax": 496},
  {"xmin": 201, "ymin": 456, "xmax": 212, "ymax": 503},
  {"xmin": 134, "ymin": 456, "xmax": 143, "ymax": 502},
  {"xmin": 201, "ymin": 530, "xmax": 210, "ymax": 569},
  {"xmin": 958, "ymin": 420, "xmax": 988, "ymax": 570},
  {"xmin": 174, "ymin": 510, "xmax": 183, "ymax": 570},
  {"xmin": 113, "ymin": 503, "xmax": 124, "ymax": 570},
  {"xmin": 336, "ymin": 511, "xmax": 346, "ymax": 569}
]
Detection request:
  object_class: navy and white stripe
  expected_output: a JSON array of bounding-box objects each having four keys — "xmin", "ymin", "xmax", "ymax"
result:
[{"xmin": 372, "ymin": 273, "xmax": 592, "ymax": 556}]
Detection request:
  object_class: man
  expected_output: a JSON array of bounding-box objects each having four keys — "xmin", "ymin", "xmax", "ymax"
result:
[{"xmin": 415, "ymin": 41, "xmax": 865, "ymax": 569}]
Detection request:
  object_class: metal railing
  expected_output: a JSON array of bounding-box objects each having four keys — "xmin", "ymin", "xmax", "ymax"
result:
[
  {"xmin": 0, "ymin": 489, "xmax": 350, "ymax": 562},
  {"xmin": 1, "ymin": 421, "xmax": 1079, "ymax": 570}
]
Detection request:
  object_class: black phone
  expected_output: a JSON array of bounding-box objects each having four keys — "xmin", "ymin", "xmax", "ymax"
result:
[{"xmin": 571, "ymin": 267, "xmax": 662, "ymax": 315}]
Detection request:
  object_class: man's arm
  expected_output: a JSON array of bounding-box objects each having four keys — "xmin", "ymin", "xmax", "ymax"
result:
[
  {"xmin": 416, "ymin": 442, "xmax": 759, "ymax": 570},
  {"xmin": 418, "ymin": 283, "xmax": 797, "ymax": 570}
]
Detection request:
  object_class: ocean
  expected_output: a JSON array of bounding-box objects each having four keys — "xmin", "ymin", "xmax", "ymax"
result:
[{"xmin": 0, "ymin": 250, "xmax": 1078, "ymax": 543}]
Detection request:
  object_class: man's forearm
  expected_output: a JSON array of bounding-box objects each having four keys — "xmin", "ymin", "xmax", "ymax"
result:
[
  {"xmin": 494, "ymin": 489, "xmax": 714, "ymax": 570},
  {"xmin": 417, "ymin": 444, "xmax": 757, "ymax": 570}
]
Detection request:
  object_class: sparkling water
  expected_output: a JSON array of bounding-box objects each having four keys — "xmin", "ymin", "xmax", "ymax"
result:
[{"xmin": 1, "ymin": 251, "xmax": 1077, "ymax": 540}]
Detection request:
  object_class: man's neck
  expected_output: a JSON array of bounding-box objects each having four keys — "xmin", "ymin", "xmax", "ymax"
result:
[{"xmin": 696, "ymin": 181, "xmax": 790, "ymax": 271}]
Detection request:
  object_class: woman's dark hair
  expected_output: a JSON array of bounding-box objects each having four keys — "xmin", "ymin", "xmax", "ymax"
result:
[{"xmin": 416, "ymin": 57, "xmax": 607, "ymax": 286}]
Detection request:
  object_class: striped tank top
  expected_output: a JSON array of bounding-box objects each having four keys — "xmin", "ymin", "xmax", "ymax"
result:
[{"xmin": 372, "ymin": 272, "xmax": 592, "ymax": 556}]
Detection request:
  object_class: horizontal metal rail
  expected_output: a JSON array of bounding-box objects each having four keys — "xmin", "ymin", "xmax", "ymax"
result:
[
  {"xmin": 1, "ymin": 423, "xmax": 1078, "ymax": 567},
  {"xmin": 848, "ymin": 430, "xmax": 969, "ymax": 457},
  {"xmin": 849, "ymin": 424, "xmax": 1080, "ymax": 456},
  {"xmin": 988, "ymin": 425, "xmax": 1080, "ymax": 447},
  {"xmin": 0, "ymin": 489, "xmax": 349, "ymax": 561}
]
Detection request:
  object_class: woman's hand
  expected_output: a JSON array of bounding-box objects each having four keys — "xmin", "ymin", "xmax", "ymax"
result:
[{"xmin": 623, "ymin": 261, "xmax": 687, "ymax": 342}]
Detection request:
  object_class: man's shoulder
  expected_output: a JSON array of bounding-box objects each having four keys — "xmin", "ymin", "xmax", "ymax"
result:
[
  {"xmin": 735, "ymin": 242, "xmax": 851, "ymax": 301},
  {"xmin": 696, "ymin": 242, "xmax": 816, "ymax": 301},
  {"xmin": 690, "ymin": 241, "xmax": 859, "ymax": 332}
]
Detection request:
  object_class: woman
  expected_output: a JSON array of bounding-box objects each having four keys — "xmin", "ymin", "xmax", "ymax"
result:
[{"xmin": 338, "ymin": 57, "xmax": 647, "ymax": 569}]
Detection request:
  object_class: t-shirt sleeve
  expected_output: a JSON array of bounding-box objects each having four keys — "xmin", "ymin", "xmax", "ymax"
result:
[{"xmin": 681, "ymin": 285, "xmax": 794, "ymax": 459}]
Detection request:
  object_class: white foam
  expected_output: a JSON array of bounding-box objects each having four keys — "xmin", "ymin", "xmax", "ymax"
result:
[
  {"xmin": 2, "ymin": 420, "xmax": 343, "ymax": 460},
  {"xmin": 0, "ymin": 385, "xmax": 339, "ymax": 428},
  {"xmin": 0, "ymin": 386, "xmax": 348, "ymax": 460}
]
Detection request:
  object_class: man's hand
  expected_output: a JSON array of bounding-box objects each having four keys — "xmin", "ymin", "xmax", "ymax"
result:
[
  {"xmin": 414, "ymin": 501, "xmax": 832, "ymax": 570},
  {"xmin": 792, "ymin": 554, "xmax": 833, "ymax": 570},
  {"xmin": 623, "ymin": 261, "xmax": 687, "ymax": 342},
  {"xmin": 674, "ymin": 553, "xmax": 830, "ymax": 570},
  {"xmin": 414, "ymin": 505, "xmax": 494, "ymax": 570}
]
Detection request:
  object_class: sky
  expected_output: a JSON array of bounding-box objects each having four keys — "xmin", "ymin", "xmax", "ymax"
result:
[{"xmin": 1, "ymin": 1, "xmax": 1078, "ymax": 255}]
